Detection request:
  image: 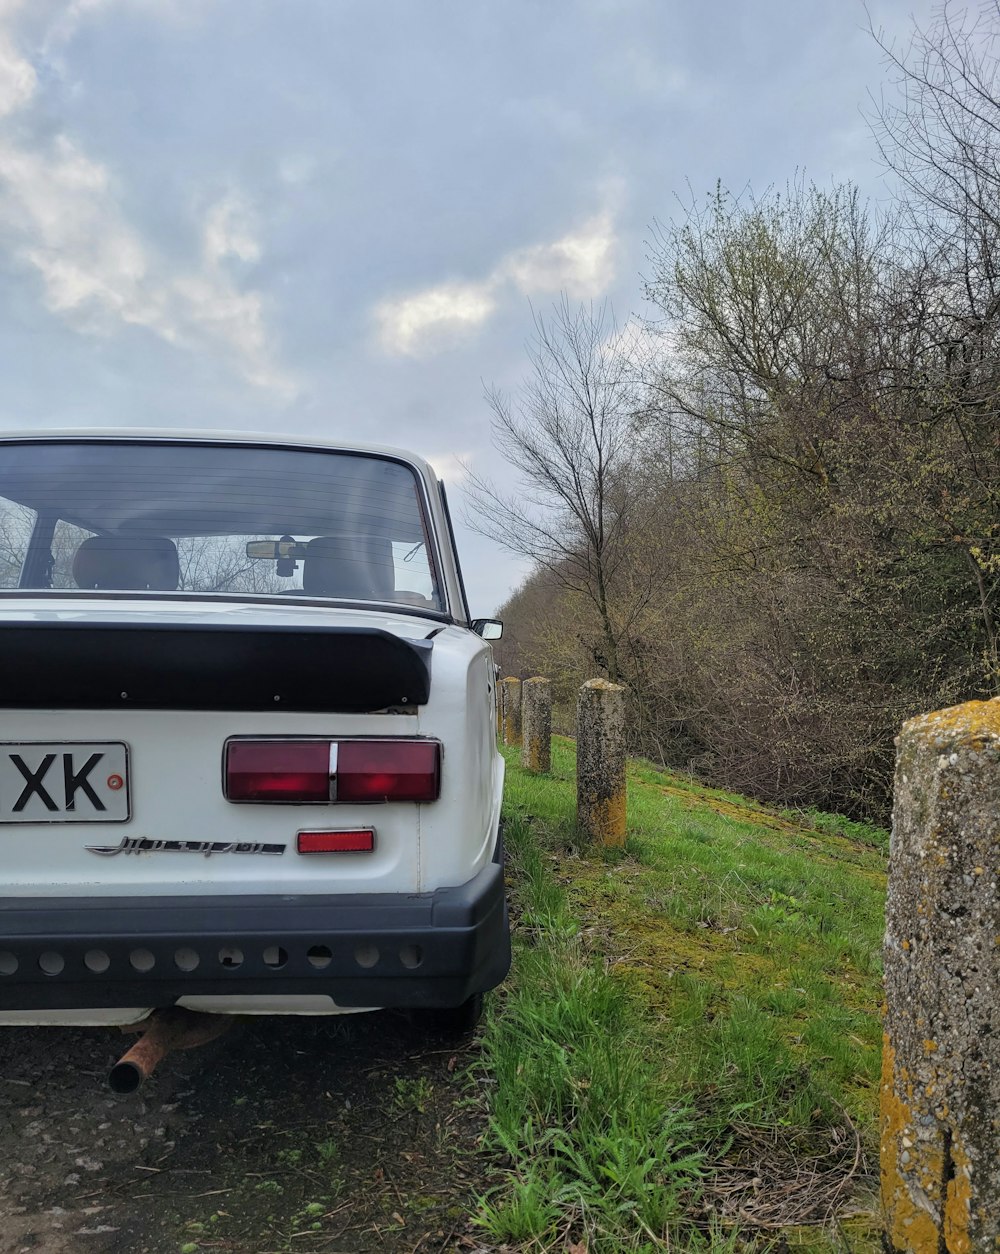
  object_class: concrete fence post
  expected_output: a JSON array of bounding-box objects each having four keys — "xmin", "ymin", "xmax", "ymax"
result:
[
  {"xmin": 522, "ymin": 677, "xmax": 552, "ymax": 773},
  {"xmin": 501, "ymin": 677, "xmax": 522, "ymax": 747},
  {"xmin": 882, "ymin": 698, "xmax": 1000, "ymax": 1252},
  {"xmin": 576, "ymin": 679, "xmax": 626, "ymax": 846}
]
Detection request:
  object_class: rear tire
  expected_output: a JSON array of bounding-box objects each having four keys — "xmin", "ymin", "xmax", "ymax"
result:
[{"xmin": 421, "ymin": 992, "xmax": 483, "ymax": 1038}]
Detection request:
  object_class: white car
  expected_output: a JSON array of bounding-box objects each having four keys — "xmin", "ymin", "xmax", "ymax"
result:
[{"xmin": 0, "ymin": 430, "xmax": 509, "ymax": 1076}]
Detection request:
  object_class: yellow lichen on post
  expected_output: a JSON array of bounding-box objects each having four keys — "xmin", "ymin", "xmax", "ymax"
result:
[
  {"xmin": 881, "ymin": 1037, "xmax": 949, "ymax": 1253},
  {"xmin": 521, "ymin": 677, "xmax": 551, "ymax": 773},
  {"xmin": 576, "ymin": 678, "xmax": 626, "ymax": 846},
  {"xmin": 943, "ymin": 1136, "xmax": 973, "ymax": 1254},
  {"xmin": 501, "ymin": 677, "xmax": 522, "ymax": 747},
  {"xmin": 882, "ymin": 697, "xmax": 1000, "ymax": 1250},
  {"xmin": 579, "ymin": 790, "xmax": 626, "ymax": 844}
]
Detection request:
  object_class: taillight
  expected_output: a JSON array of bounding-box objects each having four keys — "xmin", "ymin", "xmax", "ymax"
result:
[
  {"xmin": 224, "ymin": 739, "xmax": 440, "ymax": 803},
  {"xmin": 336, "ymin": 740, "xmax": 440, "ymax": 803},
  {"xmin": 226, "ymin": 740, "xmax": 332, "ymax": 802}
]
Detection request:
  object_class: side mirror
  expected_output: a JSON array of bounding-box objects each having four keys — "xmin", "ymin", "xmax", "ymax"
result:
[{"xmin": 472, "ymin": 618, "xmax": 503, "ymax": 640}]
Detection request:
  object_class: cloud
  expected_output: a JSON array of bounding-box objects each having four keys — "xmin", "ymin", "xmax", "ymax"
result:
[
  {"xmin": 0, "ymin": 2, "xmax": 293, "ymax": 396},
  {"xmin": 374, "ymin": 280, "xmax": 497, "ymax": 357},
  {"xmin": 202, "ymin": 192, "xmax": 262, "ymax": 267},
  {"xmin": 0, "ymin": 22, "xmax": 34, "ymax": 119},
  {"xmin": 501, "ymin": 210, "xmax": 616, "ymax": 299},
  {"xmin": 374, "ymin": 209, "xmax": 618, "ymax": 357},
  {"xmin": 425, "ymin": 450, "xmax": 471, "ymax": 483}
]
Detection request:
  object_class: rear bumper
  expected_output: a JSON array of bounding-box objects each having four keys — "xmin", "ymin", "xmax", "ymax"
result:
[{"xmin": 0, "ymin": 859, "xmax": 510, "ymax": 1012}]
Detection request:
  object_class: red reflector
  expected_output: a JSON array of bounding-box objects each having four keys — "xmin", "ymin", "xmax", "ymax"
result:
[
  {"xmin": 226, "ymin": 741, "xmax": 330, "ymax": 802},
  {"xmin": 298, "ymin": 829, "xmax": 375, "ymax": 853},
  {"xmin": 337, "ymin": 740, "xmax": 440, "ymax": 803}
]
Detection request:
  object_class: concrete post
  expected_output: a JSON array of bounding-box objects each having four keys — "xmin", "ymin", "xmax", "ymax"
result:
[
  {"xmin": 521, "ymin": 677, "xmax": 552, "ymax": 773},
  {"xmin": 501, "ymin": 677, "xmax": 522, "ymax": 747},
  {"xmin": 576, "ymin": 679, "xmax": 626, "ymax": 846},
  {"xmin": 882, "ymin": 698, "xmax": 1000, "ymax": 1252}
]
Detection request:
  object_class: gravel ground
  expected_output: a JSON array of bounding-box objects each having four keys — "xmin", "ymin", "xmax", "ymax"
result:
[{"xmin": 0, "ymin": 1011, "xmax": 492, "ymax": 1254}]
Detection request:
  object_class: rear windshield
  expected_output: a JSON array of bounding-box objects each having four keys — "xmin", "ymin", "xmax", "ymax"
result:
[{"xmin": 0, "ymin": 441, "xmax": 444, "ymax": 612}]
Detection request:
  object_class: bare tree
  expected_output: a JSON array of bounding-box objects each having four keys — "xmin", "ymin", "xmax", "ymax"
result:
[
  {"xmin": 870, "ymin": 2, "xmax": 1000, "ymax": 302},
  {"xmin": 0, "ymin": 503, "xmax": 35, "ymax": 587},
  {"xmin": 466, "ymin": 297, "xmax": 644, "ymax": 682},
  {"xmin": 176, "ymin": 535, "xmax": 285, "ymax": 595},
  {"xmin": 870, "ymin": 2, "xmax": 1000, "ymax": 682}
]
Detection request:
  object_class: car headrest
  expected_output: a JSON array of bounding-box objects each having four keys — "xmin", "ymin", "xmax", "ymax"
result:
[
  {"xmin": 302, "ymin": 536, "xmax": 394, "ymax": 600},
  {"xmin": 73, "ymin": 536, "xmax": 180, "ymax": 591}
]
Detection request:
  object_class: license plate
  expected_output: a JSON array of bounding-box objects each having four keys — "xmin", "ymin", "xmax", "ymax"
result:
[{"xmin": 0, "ymin": 742, "xmax": 130, "ymax": 823}]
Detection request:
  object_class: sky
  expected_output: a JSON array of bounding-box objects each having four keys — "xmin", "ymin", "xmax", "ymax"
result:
[{"xmin": 0, "ymin": 0, "xmax": 939, "ymax": 614}]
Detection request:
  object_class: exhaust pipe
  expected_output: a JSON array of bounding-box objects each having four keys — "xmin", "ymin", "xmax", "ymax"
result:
[{"xmin": 109, "ymin": 1007, "xmax": 234, "ymax": 1093}]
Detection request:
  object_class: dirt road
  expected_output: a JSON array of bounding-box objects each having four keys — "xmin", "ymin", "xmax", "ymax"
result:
[{"xmin": 0, "ymin": 1012, "xmax": 492, "ymax": 1254}]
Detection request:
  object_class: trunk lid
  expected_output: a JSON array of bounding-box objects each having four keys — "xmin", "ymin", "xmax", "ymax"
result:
[{"xmin": 0, "ymin": 598, "xmax": 446, "ymax": 898}]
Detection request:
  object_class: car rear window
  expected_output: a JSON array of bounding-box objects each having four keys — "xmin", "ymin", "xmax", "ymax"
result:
[{"xmin": 0, "ymin": 441, "xmax": 444, "ymax": 612}]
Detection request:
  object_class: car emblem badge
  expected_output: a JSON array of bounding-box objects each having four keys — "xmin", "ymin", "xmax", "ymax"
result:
[{"xmin": 86, "ymin": 835, "xmax": 285, "ymax": 857}]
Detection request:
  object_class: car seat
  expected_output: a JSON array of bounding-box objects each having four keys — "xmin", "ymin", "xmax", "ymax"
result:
[
  {"xmin": 302, "ymin": 536, "xmax": 394, "ymax": 600},
  {"xmin": 73, "ymin": 536, "xmax": 180, "ymax": 591}
]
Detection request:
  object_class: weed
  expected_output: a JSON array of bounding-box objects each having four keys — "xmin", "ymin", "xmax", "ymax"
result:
[
  {"xmin": 289, "ymin": 1200, "xmax": 327, "ymax": 1231},
  {"xmin": 392, "ymin": 1075, "xmax": 434, "ymax": 1114},
  {"xmin": 476, "ymin": 1159, "xmax": 562, "ymax": 1244}
]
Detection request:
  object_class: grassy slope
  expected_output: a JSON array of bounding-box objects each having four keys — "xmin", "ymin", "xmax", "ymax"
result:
[{"xmin": 478, "ymin": 736, "xmax": 887, "ymax": 1252}]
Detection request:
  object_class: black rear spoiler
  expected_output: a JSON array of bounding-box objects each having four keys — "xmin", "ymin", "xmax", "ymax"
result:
[{"xmin": 0, "ymin": 623, "xmax": 433, "ymax": 713}]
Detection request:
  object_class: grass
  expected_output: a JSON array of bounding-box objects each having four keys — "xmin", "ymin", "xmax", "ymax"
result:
[
  {"xmin": 476, "ymin": 736, "xmax": 887, "ymax": 1251},
  {"xmin": 475, "ymin": 825, "xmax": 708, "ymax": 1252}
]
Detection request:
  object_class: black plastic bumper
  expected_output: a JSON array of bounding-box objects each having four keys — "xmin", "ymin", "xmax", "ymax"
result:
[{"xmin": 0, "ymin": 859, "xmax": 510, "ymax": 1011}]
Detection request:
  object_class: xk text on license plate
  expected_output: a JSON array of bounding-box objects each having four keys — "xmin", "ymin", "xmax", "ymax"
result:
[{"xmin": 0, "ymin": 743, "xmax": 130, "ymax": 822}]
